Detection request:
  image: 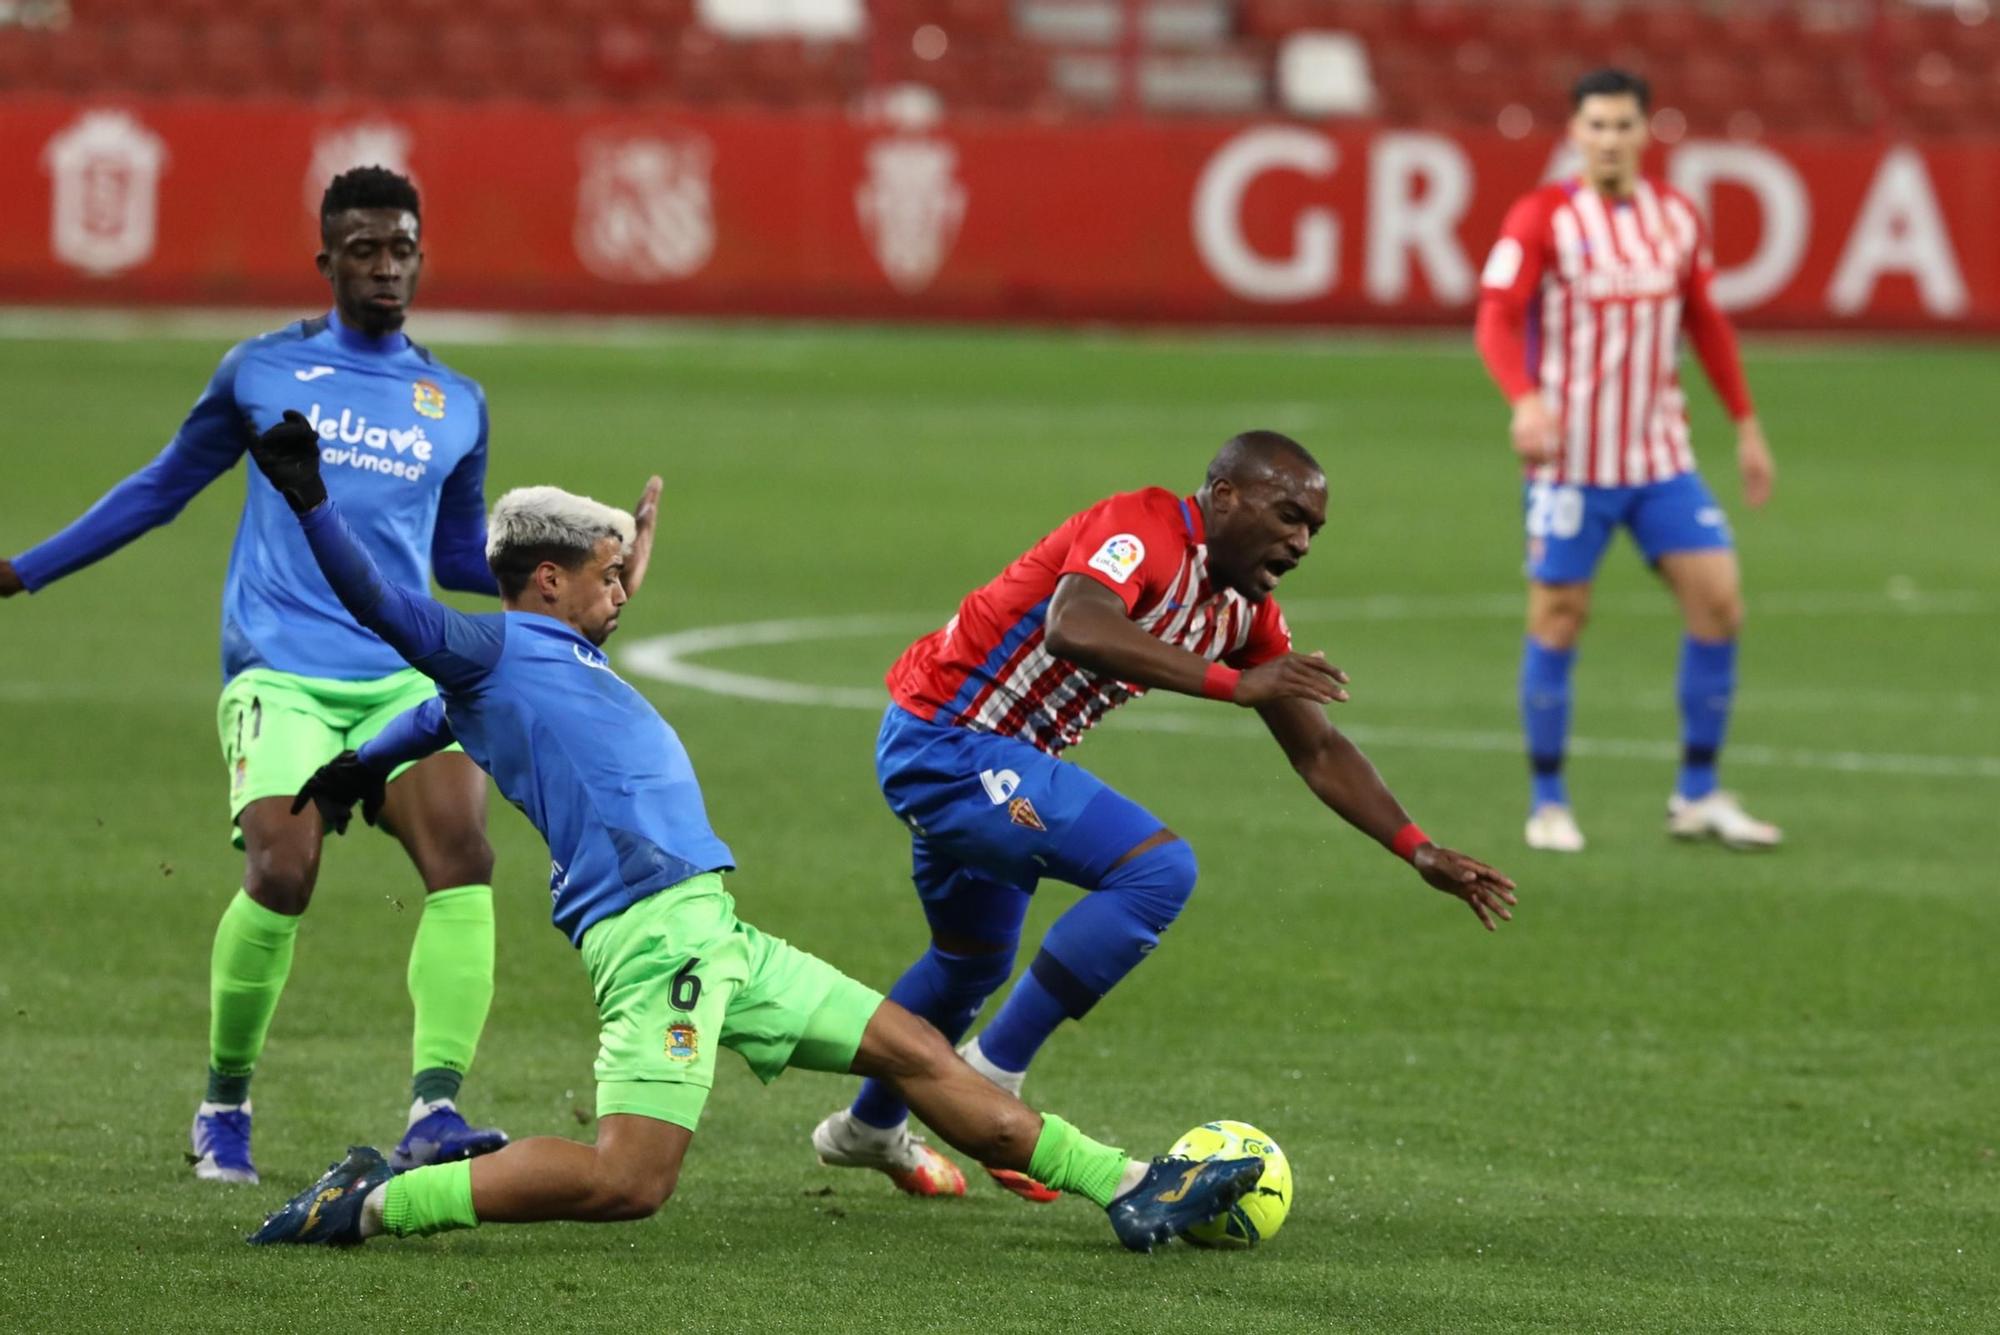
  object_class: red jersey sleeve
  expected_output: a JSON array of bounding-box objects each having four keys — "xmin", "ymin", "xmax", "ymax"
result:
[
  {"xmin": 1057, "ymin": 491, "xmax": 1185, "ymax": 615},
  {"xmin": 1224, "ymin": 596, "xmax": 1293, "ymax": 670},
  {"xmin": 1475, "ymin": 190, "xmax": 1556, "ymax": 402},
  {"xmin": 1673, "ymin": 193, "xmax": 1755, "ymax": 421}
]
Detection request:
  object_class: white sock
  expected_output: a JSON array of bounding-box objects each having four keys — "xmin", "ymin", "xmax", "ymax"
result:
[
  {"xmin": 359, "ymin": 1182, "xmax": 388, "ymax": 1239},
  {"xmin": 1111, "ymin": 1159, "xmax": 1149, "ymax": 1201},
  {"xmin": 197, "ymin": 1100, "xmax": 251, "ymax": 1116},
  {"xmin": 841, "ymin": 1111, "xmax": 907, "ymax": 1146},
  {"xmin": 958, "ymin": 1036, "xmax": 1026, "ymax": 1097},
  {"xmin": 408, "ymin": 1096, "xmax": 455, "ymax": 1127}
]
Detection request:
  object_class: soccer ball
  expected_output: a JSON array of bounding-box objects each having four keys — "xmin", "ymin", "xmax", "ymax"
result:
[{"xmin": 1167, "ymin": 1119, "xmax": 1292, "ymax": 1248}]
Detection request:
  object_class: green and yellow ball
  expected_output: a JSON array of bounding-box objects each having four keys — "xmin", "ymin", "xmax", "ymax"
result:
[{"xmin": 1168, "ymin": 1119, "xmax": 1293, "ymax": 1249}]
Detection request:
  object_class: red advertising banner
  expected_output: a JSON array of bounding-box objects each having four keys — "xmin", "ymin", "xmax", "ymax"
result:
[{"xmin": 1, "ymin": 96, "xmax": 1994, "ymax": 330}]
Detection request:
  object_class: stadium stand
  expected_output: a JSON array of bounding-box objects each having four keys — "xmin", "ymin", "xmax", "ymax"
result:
[{"xmin": 1, "ymin": 0, "xmax": 1995, "ymax": 134}]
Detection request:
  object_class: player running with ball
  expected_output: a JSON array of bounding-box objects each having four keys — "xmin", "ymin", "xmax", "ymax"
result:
[
  {"xmin": 812, "ymin": 430, "xmax": 1517, "ymax": 1202},
  {"xmin": 1476, "ymin": 69, "xmax": 1782, "ymax": 853},
  {"xmin": 239, "ymin": 417, "xmax": 1259, "ymax": 1253}
]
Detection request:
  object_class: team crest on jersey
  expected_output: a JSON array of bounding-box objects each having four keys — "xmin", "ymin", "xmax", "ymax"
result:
[
  {"xmin": 665, "ymin": 1022, "xmax": 699, "ymax": 1062},
  {"xmin": 412, "ymin": 379, "xmax": 446, "ymax": 419},
  {"xmin": 1087, "ymin": 533, "xmax": 1146, "ymax": 585},
  {"xmin": 1008, "ymin": 797, "xmax": 1045, "ymax": 831}
]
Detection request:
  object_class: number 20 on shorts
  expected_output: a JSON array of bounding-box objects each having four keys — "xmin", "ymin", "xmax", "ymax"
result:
[{"xmin": 1526, "ymin": 482, "xmax": 1584, "ymax": 540}]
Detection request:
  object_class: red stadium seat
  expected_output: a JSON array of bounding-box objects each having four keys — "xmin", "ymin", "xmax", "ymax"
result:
[
  {"xmin": 510, "ymin": 21, "xmax": 592, "ymax": 102},
  {"xmin": 1485, "ymin": 0, "xmax": 1562, "ymax": 56},
  {"xmin": 438, "ymin": 19, "xmax": 505, "ymax": 100},
  {"xmin": 337, "ymin": 18, "xmax": 427, "ymax": 101},
  {"xmin": 1635, "ymin": 4, "xmax": 1704, "ymax": 58},
  {"xmin": 668, "ymin": 28, "xmax": 740, "ymax": 104},
  {"xmin": 273, "ymin": 17, "xmax": 325, "ymax": 92},
  {"xmin": 1404, "ymin": 0, "xmax": 1479, "ymax": 47},
  {"xmin": 118, "ymin": 17, "xmax": 193, "ymax": 95},
  {"xmin": 593, "ymin": 19, "xmax": 665, "ymax": 98},
  {"xmin": 0, "ymin": 28, "xmax": 52, "ymax": 93},
  {"xmin": 196, "ymin": 19, "xmax": 277, "ymax": 98}
]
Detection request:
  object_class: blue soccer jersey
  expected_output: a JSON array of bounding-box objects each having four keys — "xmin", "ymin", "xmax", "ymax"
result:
[
  {"xmin": 297, "ymin": 501, "xmax": 737, "ymax": 944},
  {"xmin": 9, "ymin": 310, "xmax": 497, "ymax": 680}
]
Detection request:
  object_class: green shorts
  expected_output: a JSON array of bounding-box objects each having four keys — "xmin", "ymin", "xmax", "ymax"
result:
[
  {"xmin": 216, "ymin": 666, "xmax": 461, "ymax": 848},
  {"xmin": 579, "ymin": 872, "xmax": 884, "ymax": 1131}
]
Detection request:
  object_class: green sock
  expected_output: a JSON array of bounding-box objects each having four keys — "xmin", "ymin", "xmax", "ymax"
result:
[
  {"xmin": 1028, "ymin": 1113, "xmax": 1132, "ymax": 1209},
  {"xmin": 207, "ymin": 890, "xmax": 300, "ymax": 1101},
  {"xmin": 382, "ymin": 1160, "xmax": 479, "ymax": 1237},
  {"xmin": 407, "ymin": 885, "xmax": 494, "ymax": 1105}
]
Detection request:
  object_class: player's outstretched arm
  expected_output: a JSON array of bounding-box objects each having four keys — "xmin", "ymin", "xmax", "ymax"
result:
[
  {"xmin": 1044, "ymin": 575, "xmax": 1349, "ymax": 706},
  {"xmin": 1257, "ymin": 697, "xmax": 1518, "ymax": 931},
  {"xmin": 2, "ymin": 349, "xmax": 252, "ymax": 598},
  {"xmin": 250, "ymin": 413, "xmax": 501, "ymax": 692}
]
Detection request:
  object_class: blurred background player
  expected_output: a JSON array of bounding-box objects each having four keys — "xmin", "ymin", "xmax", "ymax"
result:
[
  {"xmin": 813, "ymin": 431, "xmax": 1517, "ymax": 1201},
  {"xmin": 1475, "ymin": 69, "xmax": 1783, "ymax": 854},
  {"xmin": 0, "ymin": 167, "xmax": 644, "ymax": 1183},
  {"xmin": 238, "ymin": 430, "xmax": 1264, "ymax": 1254}
]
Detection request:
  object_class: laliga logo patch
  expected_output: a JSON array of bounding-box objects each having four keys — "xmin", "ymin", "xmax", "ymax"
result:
[
  {"xmin": 412, "ymin": 379, "xmax": 446, "ymax": 419},
  {"xmin": 665, "ymin": 1022, "xmax": 699, "ymax": 1062},
  {"xmin": 1088, "ymin": 533, "xmax": 1145, "ymax": 585},
  {"xmin": 1008, "ymin": 797, "xmax": 1045, "ymax": 831}
]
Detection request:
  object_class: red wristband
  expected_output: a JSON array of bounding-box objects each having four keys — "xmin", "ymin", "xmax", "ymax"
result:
[
  {"xmin": 1389, "ymin": 823, "xmax": 1430, "ymax": 863},
  {"xmin": 1201, "ymin": 662, "xmax": 1241, "ymax": 702}
]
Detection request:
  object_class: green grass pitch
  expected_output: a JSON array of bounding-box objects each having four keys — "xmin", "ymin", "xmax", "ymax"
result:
[{"xmin": 0, "ymin": 322, "xmax": 1994, "ymax": 1332}]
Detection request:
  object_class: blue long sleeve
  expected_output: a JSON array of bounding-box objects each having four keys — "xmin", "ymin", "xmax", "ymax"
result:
[
  {"xmin": 357, "ymin": 695, "xmax": 457, "ymax": 772},
  {"xmin": 430, "ymin": 389, "xmax": 499, "ymax": 596},
  {"xmin": 297, "ymin": 499, "xmax": 504, "ymax": 693},
  {"xmin": 9, "ymin": 344, "xmax": 249, "ymax": 591}
]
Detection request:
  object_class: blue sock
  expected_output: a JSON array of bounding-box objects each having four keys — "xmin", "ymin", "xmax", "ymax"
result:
[
  {"xmin": 1676, "ymin": 635, "xmax": 1736, "ymax": 801},
  {"xmin": 1520, "ymin": 637, "xmax": 1576, "ymax": 809},
  {"xmin": 979, "ymin": 839, "xmax": 1197, "ymax": 1073},
  {"xmin": 850, "ymin": 945, "xmax": 1014, "ymax": 1129}
]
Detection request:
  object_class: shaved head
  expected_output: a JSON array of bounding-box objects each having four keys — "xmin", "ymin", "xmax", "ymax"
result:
[
  {"xmin": 1206, "ymin": 430, "xmax": 1322, "ymax": 488},
  {"xmin": 1198, "ymin": 430, "xmax": 1327, "ymax": 603}
]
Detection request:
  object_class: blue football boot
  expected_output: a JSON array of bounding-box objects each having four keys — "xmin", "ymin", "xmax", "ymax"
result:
[
  {"xmin": 390, "ymin": 1100, "xmax": 510, "ymax": 1171},
  {"xmin": 190, "ymin": 1102, "xmax": 258, "ymax": 1184},
  {"xmin": 1106, "ymin": 1156, "xmax": 1264, "ymax": 1253},
  {"xmin": 246, "ymin": 1145, "xmax": 391, "ymax": 1247}
]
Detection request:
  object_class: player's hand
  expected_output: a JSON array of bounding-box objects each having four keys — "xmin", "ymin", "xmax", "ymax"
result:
[
  {"xmin": 291, "ymin": 750, "xmax": 387, "ymax": 836},
  {"xmin": 621, "ymin": 474, "xmax": 663, "ymax": 598},
  {"xmin": 1509, "ymin": 393, "xmax": 1559, "ymax": 467},
  {"xmin": 0, "ymin": 558, "xmax": 22, "ymax": 598},
  {"xmin": 1412, "ymin": 844, "xmax": 1518, "ymax": 931},
  {"xmin": 249, "ymin": 410, "xmax": 328, "ymax": 514},
  {"xmin": 1736, "ymin": 417, "xmax": 1775, "ymax": 509},
  {"xmin": 1234, "ymin": 652, "xmax": 1350, "ymax": 707}
]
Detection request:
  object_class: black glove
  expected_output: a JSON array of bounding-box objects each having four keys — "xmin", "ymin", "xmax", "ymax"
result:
[
  {"xmin": 250, "ymin": 410, "xmax": 327, "ymax": 513},
  {"xmin": 291, "ymin": 750, "xmax": 387, "ymax": 835}
]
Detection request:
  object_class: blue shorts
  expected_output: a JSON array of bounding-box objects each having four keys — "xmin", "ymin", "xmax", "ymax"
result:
[
  {"xmin": 1523, "ymin": 471, "xmax": 1733, "ymax": 585},
  {"xmin": 874, "ymin": 704, "xmax": 1167, "ymax": 948}
]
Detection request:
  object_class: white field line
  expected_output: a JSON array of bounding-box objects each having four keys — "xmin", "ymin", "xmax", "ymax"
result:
[{"xmin": 615, "ymin": 600, "xmax": 2000, "ymax": 782}]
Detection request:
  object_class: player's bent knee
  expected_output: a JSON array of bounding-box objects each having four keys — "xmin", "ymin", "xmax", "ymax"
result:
[
  {"xmin": 243, "ymin": 850, "xmax": 319, "ymax": 915},
  {"xmin": 423, "ymin": 834, "xmax": 495, "ymax": 890},
  {"xmin": 856, "ymin": 1000, "xmax": 957, "ymax": 1083},
  {"xmin": 1102, "ymin": 836, "xmax": 1199, "ymax": 931},
  {"xmin": 595, "ymin": 1163, "xmax": 678, "ymax": 1220},
  {"xmin": 1714, "ymin": 596, "xmax": 1745, "ymax": 638}
]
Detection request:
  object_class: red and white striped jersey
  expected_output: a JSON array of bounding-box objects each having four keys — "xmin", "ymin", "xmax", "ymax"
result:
[
  {"xmin": 887, "ymin": 487, "xmax": 1292, "ymax": 756},
  {"xmin": 1479, "ymin": 175, "xmax": 1729, "ymax": 488}
]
